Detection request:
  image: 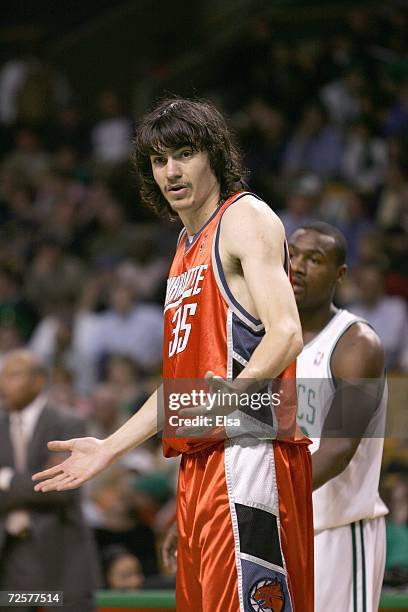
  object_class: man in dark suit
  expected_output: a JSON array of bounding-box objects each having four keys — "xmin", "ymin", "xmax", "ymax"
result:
[{"xmin": 0, "ymin": 350, "xmax": 101, "ymax": 611}]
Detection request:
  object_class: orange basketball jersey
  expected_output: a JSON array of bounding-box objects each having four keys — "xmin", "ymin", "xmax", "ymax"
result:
[{"xmin": 162, "ymin": 191, "xmax": 299, "ymax": 457}]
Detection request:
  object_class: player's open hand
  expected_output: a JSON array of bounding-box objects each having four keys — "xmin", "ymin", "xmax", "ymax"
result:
[
  {"xmin": 161, "ymin": 522, "xmax": 178, "ymax": 574},
  {"xmin": 32, "ymin": 437, "xmax": 115, "ymax": 492}
]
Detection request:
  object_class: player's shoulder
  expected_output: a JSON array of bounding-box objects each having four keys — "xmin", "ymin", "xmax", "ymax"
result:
[
  {"xmin": 225, "ymin": 192, "xmax": 280, "ymax": 221},
  {"xmin": 332, "ymin": 319, "xmax": 384, "ymax": 378},
  {"xmin": 337, "ymin": 319, "xmax": 383, "ymax": 353},
  {"xmin": 222, "ymin": 193, "xmax": 284, "ymax": 238}
]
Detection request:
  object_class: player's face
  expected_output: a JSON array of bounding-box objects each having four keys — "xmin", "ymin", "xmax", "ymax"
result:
[
  {"xmin": 288, "ymin": 229, "xmax": 345, "ymax": 309},
  {"xmin": 150, "ymin": 146, "xmax": 220, "ymax": 215}
]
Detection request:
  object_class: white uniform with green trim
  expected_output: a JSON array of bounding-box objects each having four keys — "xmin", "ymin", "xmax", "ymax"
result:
[{"xmin": 296, "ymin": 309, "xmax": 388, "ymax": 612}]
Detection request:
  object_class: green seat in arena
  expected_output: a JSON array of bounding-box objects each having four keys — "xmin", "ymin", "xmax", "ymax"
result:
[
  {"xmin": 380, "ymin": 592, "xmax": 408, "ymax": 610},
  {"xmin": 96, "ymin": 590, "xmax": 176, "ymax": 610},
  {"xmin": 95, "ymin": 590, "xmax": 408, "ymax": 610}
]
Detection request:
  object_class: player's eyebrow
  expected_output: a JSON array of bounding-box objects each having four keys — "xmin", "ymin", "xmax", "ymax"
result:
[
  {"xmin": 307, "ymin": 248, "xmax": 326, "ymax": 256},
  {"xmin": 149, "ymin": 147, "xmax": 167, "ymax": 156},
  {"xmin": 288, "ymin": 242, "xmax": 325, "ymax": 255},
  {"xmin": 289, "ymin": 245, "xmax": 327, "ymax": 257},
  {"xmin": 150, "ymin": 152, "xmax": 165, "ymax": 159},
  {"xmin": 149, "ymin": 145, "xmax": 192, "ymax": 157}
]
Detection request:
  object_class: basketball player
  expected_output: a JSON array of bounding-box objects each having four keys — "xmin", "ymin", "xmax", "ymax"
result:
[
  {"xmin": 33, "ymin": 98, "xmax": 313, "ymax": 611},
  {"xmin": 289, "ymin": 222, "xmax": 388, "ymax": 612}
]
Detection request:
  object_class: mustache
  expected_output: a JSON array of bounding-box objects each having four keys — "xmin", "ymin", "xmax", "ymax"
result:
[{"xmin": 166, "ymin": 182, "xmax": 190, "ymax": 190}]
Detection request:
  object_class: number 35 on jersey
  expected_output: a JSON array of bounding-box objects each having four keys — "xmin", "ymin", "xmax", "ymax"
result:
[{"xmin": 165, "ymin": 264, "xmax": 208, "ymax": 357}]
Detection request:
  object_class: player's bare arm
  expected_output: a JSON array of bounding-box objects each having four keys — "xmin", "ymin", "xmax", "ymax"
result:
[
  {"xmin": 220, "ymin": 195, "xmax": 303, "ymax": 380},
  {"xmin": 32, "ymin": 389, "xmax": 160, "ymax": 492},
  {"xmin": 176, "ymin": 195, "xmax": 302, "ymax": 428},
  {"xmin": 312, "ymin": 322, "xmax": 384, "ymax": 491}
]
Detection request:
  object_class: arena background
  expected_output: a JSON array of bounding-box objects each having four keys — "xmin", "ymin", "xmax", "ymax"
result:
[{"xmin": 0, "ymin": 0, "xmax": 407, "ymax": 609}]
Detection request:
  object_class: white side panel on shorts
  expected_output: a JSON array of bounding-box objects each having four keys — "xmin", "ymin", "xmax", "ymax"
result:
[{"xmin": 226, "ymin": 437, "xmax": 279, "ymax": 515}]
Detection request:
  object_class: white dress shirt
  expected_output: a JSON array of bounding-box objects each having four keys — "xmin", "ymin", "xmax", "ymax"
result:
[{"xmin": 1, "ymin": 395, "xmax": 47, "ymax": 535}]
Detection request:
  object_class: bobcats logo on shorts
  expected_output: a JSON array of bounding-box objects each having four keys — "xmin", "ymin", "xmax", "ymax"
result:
[{"xmin": 249, "ymin": 577, "xmax": 285, "ymax": 612}]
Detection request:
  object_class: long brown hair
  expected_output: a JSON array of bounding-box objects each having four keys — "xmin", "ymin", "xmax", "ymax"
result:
[{"xmin": 132, "ymin": 97, "xmax": 248, "ymax": 219}]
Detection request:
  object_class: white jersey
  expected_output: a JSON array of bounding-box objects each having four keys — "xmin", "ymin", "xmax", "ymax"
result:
[{"xmin": 296, "ymin": 309, "xmax": 388, "ymax": 531}]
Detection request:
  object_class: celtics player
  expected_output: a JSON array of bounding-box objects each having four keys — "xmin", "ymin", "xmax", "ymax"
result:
[{"xmin": 289, "ymin": 222, "xmax": 388, "ymax": 612}]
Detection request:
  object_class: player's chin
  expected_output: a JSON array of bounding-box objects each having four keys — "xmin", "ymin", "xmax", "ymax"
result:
[
  {"xmin": 170, "ymin": 199, "xmax": 194, "ymax": 213},
  {"xmin": 293, "ymin": 286, "xmax": 307, "ymax": 305}
]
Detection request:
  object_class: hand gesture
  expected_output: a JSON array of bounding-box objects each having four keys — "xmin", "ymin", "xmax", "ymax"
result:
[{"xmin": 32, "ymin": 437, "xmax": 115, "ymax": 492}]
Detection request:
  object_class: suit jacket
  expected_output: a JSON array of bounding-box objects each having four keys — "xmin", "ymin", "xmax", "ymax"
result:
[{"xmin": 0, "ymin": 401, "xmax": 102, "ymax": 600}]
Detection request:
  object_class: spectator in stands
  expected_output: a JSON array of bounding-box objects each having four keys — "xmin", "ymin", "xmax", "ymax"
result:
[
  {"xmin": 5, "ymin": 182, "xmax": 37, "ymax": 225},
  {"xmin": 103, "ymin": 545, "xmax": 145, "ymax": 590},
  {"xmin": 282, "ymin": 103, "xmax": 343, "ymax": 178},
  {"xmin": 47, "ymin": 103, "xmax": 90, "ymax": 156},
  {"xmin": 341, "ymin": 115, "xmax": 388, "ymax": 195},
  {"xmin": 0, "ymin": 323, "xmax": 23, "ymax": 367},
  {"xmin": 15, "ymin": 56, "xmax": 70, "ymax": 127},
  {"xmin": 320, "ymin": 65, "xmax": 365, "ymax": 126},
  {"xmin": 24, "ymin": 239, "xmax": 85, "ymax": 313},
  {"xmin": 85, "ymin": 190, "xmax": 141, "ymax": 265},
  {"xmin": 383, "ymin": 227, "xmax": 408, "ymax": 300},
  {"xmin": 3, "ymin": 127, "xmax": 50, "ymax": 183},
  {"xmin": 354, "ymin": 230, "xmax": 386, "ymax": 267},
  {"xmin": 351, "ymin": 262, "xmax": 408, "ymax": 371},
  {"xmin": 105, "ymin": 355, "xmax": 149, "ymax": 415},
  {"xmin": 382, "ymin": 474, "xmax": 408, "ymax": 587},
  {"xmin": 240, "ymin": 98, "xmax": 288, "ymax": 200},
  {"xmin": 0, "ymin": 55, "xmax": 28, "ymax": 125},
  {"xmin": 29, "ymin": 295, "xmax": 97, "ymax": 394},
  {"xmin": 88, "ymin": 383, "xmax": 126, "ymax": 439},
  {"xmin": 90, "ymin": 466, "xmax": 159, "ymax": 578},
  {"xmin": 336, "ymin": 189, "xmax": 374, "ymax": 267},
  {"xmin": 46, "ymin": 364, "xmax": 89, "ymax": 416},
  {"xmin": 91, "ymin": 90, "xmax": 133, "ymax": 165},
  {"xmin": 0, "ymin": 265, "xmax": 38, "ymax": 342},
  {"xmin": 90, "ymin": 281, "xmax": 163, "ymax": 374},
  {"xmin": 280, "ymin": 174, "xmax": 321, "ymax": 237},
  {"xmin": 383, "ymin": 80, "xmax": 408, "ymax": 138},
  {"xmin": 377, "ymin": 162, "xmax": 408, "ymax": 231}
]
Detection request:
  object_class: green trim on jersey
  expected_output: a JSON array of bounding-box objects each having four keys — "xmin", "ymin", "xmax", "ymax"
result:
[
  {"xmin": 360, "ymin": 520, "xmax": 367, "ymax": 612},
  {"xmin": 351, "ymin": 522, "xmax": 357, "ymax": 612}
]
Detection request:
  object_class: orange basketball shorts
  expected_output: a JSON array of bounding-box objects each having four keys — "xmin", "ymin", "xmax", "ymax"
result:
[{"xmin": 175, "ymin": 437, "xmax": 313, "ymax": 611}]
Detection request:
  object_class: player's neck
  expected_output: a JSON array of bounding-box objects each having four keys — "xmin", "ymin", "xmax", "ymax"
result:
[
  {"xmin": 179, "ymin": 191, "xmax": 221, "ymax": 236},
  {"xmin": 299, "ymin": 303, "xmax": 338, "ymax": 344}
]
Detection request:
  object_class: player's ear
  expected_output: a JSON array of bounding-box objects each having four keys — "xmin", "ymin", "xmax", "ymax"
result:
[{"xmin": 336, "ymin": 264, "xmax": 347, "ymax": 284}]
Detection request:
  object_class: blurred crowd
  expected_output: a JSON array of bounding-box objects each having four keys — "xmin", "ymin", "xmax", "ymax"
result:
[{"xmin": 0, "ymin": 4, "xmax": 407, "ymax": 592}]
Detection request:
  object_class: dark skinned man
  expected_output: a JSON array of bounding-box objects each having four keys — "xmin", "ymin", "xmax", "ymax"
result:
[{"xmin": 289, "ymin": 222, "xmax": 388, "ymax": 612}]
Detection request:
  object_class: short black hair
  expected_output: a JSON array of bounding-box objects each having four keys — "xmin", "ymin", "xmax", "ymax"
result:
[{"xmin": 296, "ymin": 221, "xmax": 347, "ymax": 266}]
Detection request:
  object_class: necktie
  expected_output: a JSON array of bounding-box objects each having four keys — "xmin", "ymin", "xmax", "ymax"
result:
[
  {"xmin": 6, "ymin": 412, "xmax": 30, "ymax": 536},
  {"xmin": 10, "ymin": 413, "xmax": 27, "ymax": 472}
]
